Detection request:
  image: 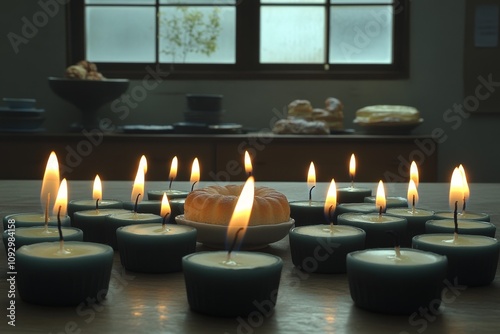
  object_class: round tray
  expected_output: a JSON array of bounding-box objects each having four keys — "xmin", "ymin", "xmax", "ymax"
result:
[{"xmin": 354, "ymin": 119, "xmax": 424, "ymax": 135}]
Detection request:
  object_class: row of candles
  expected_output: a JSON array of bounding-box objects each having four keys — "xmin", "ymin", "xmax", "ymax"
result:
[{"xmin": 3, "ymin": 151, "xmax": 499, "ymax": 315}]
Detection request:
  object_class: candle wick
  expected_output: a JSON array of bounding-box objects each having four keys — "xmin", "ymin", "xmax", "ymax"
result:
[
  {"xmin": 379, "ymin": 205, "xmax": 383, "ymax": 217},
  {"xmin": 248, "ymin": 171, "xmax": 252, "ymax": 178},
  {"xmin": 191, "ymin": 181, "xmax": 198, "ymax": 192},
  {"xmin": 308, "ymin": 185, "xmax": 315, "ymax": 202},
  {"xmin": 57, "ymin": 205, "xmax": 64, "ymax": 252},
  {"xmin": 168, "ymin": 177, "xmax": 174, "ymax": 190},
  {"xmin": 386, "ymin": 230, "xmax": 401, "ymax": 257},
  {"xmin": 395, "ymin": 245, "xmax": 401, "ymax": 258},
  {"xmin": 462, "ymin": 196, "xmax": 466, "ymax": 213},
  {"xmin": 95, "ymin": 198, "xmax": 100, "ymax": 212},
  {"xmin": 134, "ymin": 193, "xmax": 141, "ymax": 213},
  {"xmin": 227, "ymin": 227, "xmax": 244, "ymax": 261},
  {"xmin": 44, "ymin": 192, "xmax": 50, "ymax": 229},
  {"xmin": 162, "ymin": 212, "xmax": 170, "ymax": 228},
  {"xmin": 453, "ymin": 200, "xmax": 459, "ymax": 235},
  {"xmin": 350, "ymin": 176, "xmax": 354, "ymax": 189}
]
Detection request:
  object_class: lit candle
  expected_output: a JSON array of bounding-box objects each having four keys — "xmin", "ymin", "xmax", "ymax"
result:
[
  {"xmin": 67, "ymin": 174, "xmax": 123, "ymax": 219},
  {"xmin": 434, "ymin": 166, "xmax": 489, "ymax": 221},
  {"xmin": 182, "ymin": 176, "xmax": 283, "ymax": 316},
  {"xmin": 289, "ymin": 178, "xmax": 366, "ymax": 273},
  {"xmin": 16, "ymin": 178, "xmax": 114, "ymax": 306},
  {"xmin": 346, "ymin": 246, "xmax": 447, "ymax": 314},
  {"xmin": 337, "ymin": 154, "xmax": 372, "ymax": 203},
  {"xmin": 245, "ymin": 150, "xmax": 253, "ymax": 177},
  {"xmin": 289, "ymin": 162, "xmax": 326, "ymax": 226},
  {"xmin": 338, "ymin": 180, "xmax": 407, "ymax": 248},
  {"xmin": 169, "ymin": 157, "xmax": 201, "ymax": 220},
  {"xmin": 147, "ymin": 156, "xmax": 190, "ymax": 200},
  {"xmin": 425, "ymin": 219, "xmax": 496, "ymax": 238},
  {"xmin": 123, "ymin": 156, "xmax": 162, "ymax": 215},
  {"xmin": 72, "ymin": 208, "xmax": 130, "ymax": 244},
  {"xmin": 116, "ymin": 193, "xmax": 197, "ymax": 273},
  {"xmin": 386, "ymin": 179, "xmax": 435, "ymax": 247}
]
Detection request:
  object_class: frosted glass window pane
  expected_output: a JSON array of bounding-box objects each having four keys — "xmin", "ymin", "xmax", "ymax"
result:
[
  {"xmin": 159, "ymin": 7, "xmax": 235, "ymax": 64},
  {"xmin": 329, "ymin": 6, "xmax": 392, "ymax": 64},
  {"xmin": 261, "ymin": 7, "xmax": 325, "ymax": 63},
  {"xmin": 262, "ymin": 0, "xmax": 324, "ymax": 3},
  {"xmin": 160, "ymin": 0, "xmax": 235, "ymax": 4},
  {"xmin": 331, "ymin": 1, "xmax": 392, "ymax": 4},
  {"xmin": 86, "ymin": 7, "xmax": 155, "ymax": 62},
  {"xmin": 86, "ymin": 0, "xmax": 154, "ymax": 4}
]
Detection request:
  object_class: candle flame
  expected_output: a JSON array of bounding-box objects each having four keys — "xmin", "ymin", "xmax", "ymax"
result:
[
  {"xmin": 458, "ymin": 164, "xmax": 470, "ymax": 203},
  {"xmin": 169, "ymin": 156, "xmax": 178, "ymax": 180},
  {"xmin": 349, "ymin": 154, "xmax": 356, "ymax": 180},
  {"xmin": 324, "ymin": 178, "xmax": 337, "ymax": 220},
  {"xmin": 410, "ymin": 161, "xmax": 419, "ymax": 188},
  {"xmin": 190, "ymin": 158, "xmax": 200, "ymax": 184},
  {"xmin": 244, "ymin": 151, "xmax": 252, "ymax": 175},
  {"xmin": 160, "ymin": 192, "xmax": 171, "ymax": 217},
  {"xmin": 307, "ymin": 162, "xmax": 316, "ymax": 189},
  {"xmin": 40, "ymin": 151, "xmax": 60, "ymax": 213},
  {"xmin": 53, "ymin": 178, "xmax": 68, "ymax": 217},
  {"xmin": 407, "ymin": 179, "xmax": 419, "ymax": 209},
  {"xmin": 449, "ymin": 167, "xmax": 464, "ymax": 211},
  {"xmin": 93, "ymin": 174, "xmax": 102, "ymax": 201},
  {"xmin": 131, "ymin": 159, "xmax": 145, "ymax": 203},
  {"xmin": 226, "ymin": 176, "xmax": 255, "ymax": 249},
  {"xmin": 375, "ymin": 180, "xmax": 386, "ymax": 213},
  {"xmin": 139, "ymin": 155, "xmax": 148, "ymax": 174}
]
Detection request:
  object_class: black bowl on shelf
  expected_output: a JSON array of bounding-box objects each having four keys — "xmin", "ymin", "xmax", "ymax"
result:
[
  {"xmin": 48, "ymin": 77, "xmax": 130, "ymax": 130},
  {"xmin": 186, "ymin": 94, "xmax": 223, "ymax": 111}
]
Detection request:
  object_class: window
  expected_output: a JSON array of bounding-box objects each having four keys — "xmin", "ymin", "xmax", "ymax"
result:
[{"xmin": 67, "ymin": 0, "xmax": 410, "ymax": 79}]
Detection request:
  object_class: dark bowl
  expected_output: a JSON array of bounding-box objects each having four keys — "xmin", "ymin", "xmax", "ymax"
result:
[{"xmin": 186, "ymin": 94, "xmax": 223, "ymax": 111}]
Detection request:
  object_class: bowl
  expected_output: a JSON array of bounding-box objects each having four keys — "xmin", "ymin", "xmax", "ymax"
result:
[
  {"xmin": 175, "ymin": 215, "xmax": 295, "ymax": 250},
  {"xmin": 3, "ymin": 98, "xmax": 36, "ymax": 109},
  {"xmin": 186, "ymin": 94, "xmax": 223, "ymax": 111},
  {"xmin": 354, "ymin": 118, "xmax": 424, "ymax": 135}
]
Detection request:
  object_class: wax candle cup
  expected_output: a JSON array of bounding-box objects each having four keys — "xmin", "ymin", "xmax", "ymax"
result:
[
  {"xmin": 338, "ymin": 212, "xmax": 407, "ymax": 249},
  {"xmin": 72, "ymin": 208, "xmax": 131, "ymax": 244},
  {"xmin": 122, "ymin": 200, "xmax": 161, "ymax": 215},
  {"xmin": 334, "ymin": 203, "xmax": 378, "ymax": 222},
  {"xmin": 67, "ymin": 199, "xmax": 123, "ymax": 219},
  {"xmin": 117, "ymin": 223, "xmax": 197, "ymax": 273},
  {"xmin": 364, "ymin": 196, "xmax": 408, "ymax": 208},
  {"xmin": 105, "ymin": 212, "xmax": 163, "ymax": 249},
  {"xmin": 386, "ymin": 208, "xmax": 435, "ymax": 247},
  {"xmin": 182, "ymin": 251, "xmax": 283, "ymax": 316},
  {"xmin": 289, "ymin": 225, "xmax": 365, "ymax": 273},
  {"xmin": 425, "ymin": 219, "xmax": 496, "ymax": 237},
  {"xmin": 434, "ymin": 211, "xmax": 490, "ymax": 222},
  {"xmin": 2, "ymin": 213, "xmax": 71, "ymax": 230},
  {"xmin": 170, "ymin": 198, "xmax": 186, "ymax": 221},
  {"xmin": 16, "ymin": 241, "xmax": 114, "ymax": 306},
  {"xmin": 289, "ymin": 201, "xmax": 326, "ymax": 226},
  {"xmin": 337, "ymin": 187, "xmax": 372, "ymax": 204},
  {"xmin": 147, "ymin": 189, "xmax": 189, "ymax": 201},
  {"xmin": 346, "ymin": 248, "xmax": 447, "ymax": 314},
  {"xmin": 412, "ymin": 234, "xmax": 500, "ymax": 286},
  {"xmin": 2, "ymin": 226, "xmax": 83, "ymax": 253}
]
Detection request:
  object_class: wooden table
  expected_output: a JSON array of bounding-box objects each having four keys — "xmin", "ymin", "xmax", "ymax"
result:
[{"xmin": 0, "ymin": 180, "xmax": 498, "ymax": 334}]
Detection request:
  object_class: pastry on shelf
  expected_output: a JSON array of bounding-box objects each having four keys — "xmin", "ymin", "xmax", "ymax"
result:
[
  {"xmin": 64, "ymin": 60, "xmax": 105, "ymax": 80},
  {"xmin": 272, "ymin": 118, "xmax": 329, "ymax": 135}
]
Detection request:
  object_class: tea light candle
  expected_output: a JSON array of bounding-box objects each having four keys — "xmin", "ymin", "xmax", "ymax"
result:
[
  {"xmin": 346, "ymin": 247, "xmax": 447, "ymax": 314},
  {"xmin": 289, "ymin": 162, "xmax": 326, "ymax": 226},
  {"xmin": 337, "ymin": 154, "xmax": 371, "ymax": 203},
  {"xmin": 182, "ymin": 176, "xmax": 283, "ymax": 316},
  {"xmin": 122, "ymin": 200, "xmax": 161, "ymax": 215},
  {"xmin": 364, "ymin": 196, "xmax": 408, "ymax": 208},
  {"xmin": 170, "ymin": 197, "xmax": 186, "ymax": 221},
  {"xmin": 412, "ymin": 234, "xmax": 499, "ymax": 286},
  {"xmin": 425, "ymin": 219, "xmax": 496, "ymax": 237},
  {"xmin": 147, "ymin": 156, "xmax": 189, "ymax": 200},
  {"xmin": 116, "ymin": 193, "xmax": 197, "ymax": 273},
  {"xmin": 2, "ymin": 213, "xmax": 70, "ymax": 230},
  {"xmin": 72, "ymin": 208, "xmax": 131, "ymax": 244},
  {"xmin": 105, "ymin": 212, "xmax": 162, "ymax": 250},
  {"xmin": 16, "ymin": 241, "xmax": 114, "ymax": 306},
  {"xmin": 2, "ymin": 226, "xmax": 83, "ymax": 252},
  {"xmin": 67, "ymin": 175, "xmax": 123, "ymax": 219}
]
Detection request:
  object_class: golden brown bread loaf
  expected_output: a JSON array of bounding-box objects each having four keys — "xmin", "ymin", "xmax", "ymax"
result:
[
  {"xmin": 355, "ymin": 105, "xmax": 420, "ymax": 123},
  {"xmin": 288, "ymin": 100, "xmax": 313, "ymax": 117},
  {"xmin": 184, "ymin": 185, "xmax": 290, "ymax": 225},
  {"xmin": 64, "ymin": 60, "xmax": 105, "ymax": 80}
]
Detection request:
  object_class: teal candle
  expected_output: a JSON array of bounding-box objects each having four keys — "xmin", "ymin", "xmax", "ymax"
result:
[
  {"xmin": 147, "ymin": 189, "xmax": 189, "ymax": 201},
  {"xmin": 364, "ymin": 196, "xmax": 408, "ymax": 208},
  {"xmin": 3, "ymin": 212, "xmax": 70, "ymax": 230},
  {"xmin": 386, "ymin": 207, "xmax": 435, "ymax": 247},
  {"xmin": 170, "ymin": 197, "xmax": 186, "ymax": 221},
  {"xmin": 116, "ymin": 223, "xmax": 197, "ymax": 273},
  {"xmin": 337, "ymin": 186, "xmax": 371, "ymax": 203},
  {"xmin": 412, "ymin": 234, "xmax": 500, "ymax": 286},
  {"xmin": 183, "ymin": 251, "xmax": 283, "ymax": 316},
  {"xmin": 105, "ymin": 212, "xmax": 163, "ymax": 249},
  {"xmin": 72, "ymin": 208, "xmax": 131, "ymax": 244},
  {"xmin": 346, "ymin": 248, "xmax": 447, "ymax": 314},
  {"xmin": 123, "ymin": 200, "xmax": 161, "ymax": 215},
  {"xmin": 434, "ymin": 211, "xmax": 490, "ymax": 222},
  {"xmin": 67, "ymin": 199, "xmax": 123, "ymax": 219},
  {"xmin": 289, "ymin": 200, "xmax": 325, "ymax": 226},
  {"xmin": 16, "ymin": 241, "xmax": 114, "ymax": 306},
  {"xmin": 338, "ymin": 213, "xmax": 407, "ymax": 248},
  {"xmin": 425, "ymin": 219, "xmax": 496, "ymax": 237},
  {"xmin": 335, "ymin": 203, "xmax": 378, "ymax": 222},
  {"xmin": 2, "ymin": 226, "xmax": 83, "ymax": 252},
  {"xmin": 289, "ymin": 224, "xmax": 365, "ymax": 273}
]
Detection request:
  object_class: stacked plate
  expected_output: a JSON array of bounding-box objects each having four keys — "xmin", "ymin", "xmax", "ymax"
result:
[{"xmin": 0, "ymin": 98, "xmax": 45, "ymax": 132}]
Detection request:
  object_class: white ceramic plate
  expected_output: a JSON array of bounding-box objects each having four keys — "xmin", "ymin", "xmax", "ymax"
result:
[{"xmin": 175, "ymin": 215, "xmax": 295, "ymax": 250}]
